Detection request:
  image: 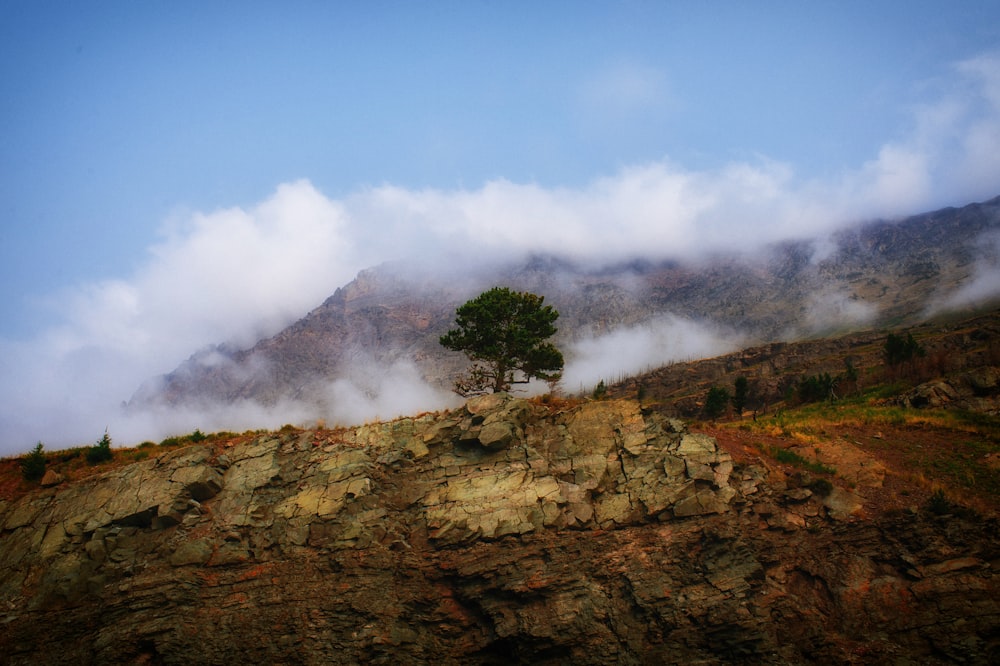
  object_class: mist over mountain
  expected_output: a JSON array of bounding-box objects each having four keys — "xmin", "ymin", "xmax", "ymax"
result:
[{"xmin": 129, "ymin": 195, "xmax": 1000, "ymax": 430}]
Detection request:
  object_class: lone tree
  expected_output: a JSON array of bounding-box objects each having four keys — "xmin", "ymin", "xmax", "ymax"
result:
[{"xmin": 440, "ymin": 287, "xmax": 564, "ymax": 395}]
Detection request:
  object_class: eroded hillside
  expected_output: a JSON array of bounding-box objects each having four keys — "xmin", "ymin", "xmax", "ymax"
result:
[{"xmin": 2, "ymin": 387, "xmax": 998, "ymax": 664}]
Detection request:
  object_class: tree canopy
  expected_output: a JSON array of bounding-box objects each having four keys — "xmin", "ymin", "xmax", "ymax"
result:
[{"xmin": 440, "ymin": 287, "xmax": 564, "ymax": 395}]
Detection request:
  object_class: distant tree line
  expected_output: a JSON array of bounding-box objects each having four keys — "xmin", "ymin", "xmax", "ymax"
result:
[{"xmin": 701, "ymin": 329, "xmax": 932, "ymax": 420}]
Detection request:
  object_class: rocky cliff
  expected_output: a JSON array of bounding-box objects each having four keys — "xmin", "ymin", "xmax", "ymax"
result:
[{"xmin": 2, "ymin": 395, "xmax": 997, "ymax": 664}]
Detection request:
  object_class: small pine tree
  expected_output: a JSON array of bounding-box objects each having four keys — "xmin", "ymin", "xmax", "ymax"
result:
[
  {"xmin": 20, "ymin": 442, "xmax": 47, "ymax": 482},
  {"xmin": 704, "ymin": 386, "xmax": 730, "ymax": 419},
  {"xmin": 839, "ymin": 358, "xmax": 861, "ymax": 397},
  {"xmin": 732, "ymin": 376, "xmax": 748, "ymax": 417},
  {"xmin": 592, "ymin": 380, "xmax": 608, "ymax": 400},
  {"xmin": 843, "ymin": 358, "xmax": 859, "ymax": 383},
  {"xmin": 86, "ymin": 430, "xmax": 114, "ymax": 465}
]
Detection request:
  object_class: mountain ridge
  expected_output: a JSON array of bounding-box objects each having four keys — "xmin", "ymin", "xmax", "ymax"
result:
[{"xmin": 131, "ymin": 195, "xmax": 1000, "ymax": 418}]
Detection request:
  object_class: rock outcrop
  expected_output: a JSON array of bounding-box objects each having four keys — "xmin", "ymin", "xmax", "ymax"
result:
[
  {"xmin": 2, "ymin": 397, "xmax": 998, "ymax": 664},
  {"xmin": 900, "ymin": 366, "xmax": 1000, "ymax": 413}
]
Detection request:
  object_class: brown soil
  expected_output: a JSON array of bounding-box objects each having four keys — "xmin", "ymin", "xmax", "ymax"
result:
[{"xmin": 699, "ymin": 419, "xmax": 1000, "ymax": 519}]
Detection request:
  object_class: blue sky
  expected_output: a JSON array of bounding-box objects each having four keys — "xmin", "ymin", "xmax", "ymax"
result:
[{"xmin": 2, "ymin": 2, "xmax": 1000, "ymax": 451}]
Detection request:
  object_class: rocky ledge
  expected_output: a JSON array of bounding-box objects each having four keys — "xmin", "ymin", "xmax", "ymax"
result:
[{"xmin": 1, "ymin": 396, "xmax": 998, "ymax": 664}]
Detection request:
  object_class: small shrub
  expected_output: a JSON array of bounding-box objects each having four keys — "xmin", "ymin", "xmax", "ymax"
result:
[
  {"xmin": 797, "ymin": 373, "xmax": 835, "ymax": 404},
  {"xmin": 58, "ymin": 448, "xmax": 83, "ymax": 463},
  {"xmin": 884, "ymin": 332, "xmax": 925, "ymax": 368},
  {"xmin": 773, "ymin": 447, "xmax": 803, "ymax": 465},
  {"xmin": 86, "ymin": 430, "xmax": 114, "ymax": 465},
  {"xmin": 592, "ymin": 380, "xmax": 608, "ymax": 400},
  {"xmin": 808, "ymin": 478, "xmax": 834, "ymax": 497},
  {"xmin": 770, "ymin": 446, "xmax": 836, "ymax": 475},
  {"xmin": 20, "ymin": 442, "xmax": 47, "ymax": 482},
  {"xmin": 188, "ymin": 429, "xmax": 207, "ymax": 442},
  {"xmin": 925, "ymin": 488, "xmax": 951, "ymax": 515}
]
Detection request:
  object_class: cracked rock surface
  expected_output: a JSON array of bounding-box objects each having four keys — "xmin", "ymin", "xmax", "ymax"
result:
[{"xmin": 1, "ymin": 396, "xmax": 998, "ymax": 664}]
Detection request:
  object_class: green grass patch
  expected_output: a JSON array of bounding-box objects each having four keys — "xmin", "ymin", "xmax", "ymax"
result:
[
  {"xmin": 863, "ymin": 382, "xmax": 912, "ymax": 400},
  {"xmin": 943, "ymin": 410, "xmax": 1000, "ymax": 441},
  {"xmin": 159, "ymin": 428, "xmax": 219, "ymax": 448},
  {"xmin": 768, "ymin": 446, "xmax": 836, "ymax": 475}
]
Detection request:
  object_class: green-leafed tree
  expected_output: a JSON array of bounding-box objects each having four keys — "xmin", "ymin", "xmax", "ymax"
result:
[{"xmin": 440, "ymin": 287, "xmax": 564, "ymax": 396}]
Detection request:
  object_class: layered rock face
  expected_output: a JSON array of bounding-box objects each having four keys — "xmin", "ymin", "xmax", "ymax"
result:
[{"xmin": 2, "ymin": 397, "xmax": 998, "ymax": 664}]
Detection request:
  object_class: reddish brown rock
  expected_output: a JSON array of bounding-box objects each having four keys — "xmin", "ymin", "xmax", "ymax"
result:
[{"xmin": 0, "ymin": 397, "xmax": 997, "ymax": 664}]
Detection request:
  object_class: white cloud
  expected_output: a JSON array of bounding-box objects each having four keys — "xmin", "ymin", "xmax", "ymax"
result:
[
  {"xmin": 928, "ymin": 229, "xmax": 1000, "ymax": 313},
  {"xmin": 802, "ymin": 289, "xmax": 878, "ymax": 335},
  {"xmin": 1, "ymin": 53, "xmax": 999, "ymax": 454},
  {"xmin": 579, "ymin": 60, "xmax": 672, "ymax": 120},
  {"xmin": 319, "ymin": 359, "xmax": 459, "ymax": 426},
  {"xmin": 0, "ymin": 181, "xmax": 365, "ymax": 452},
  {"xmin": 101, "ymin": 360, "xmax": 460, "ymax": 448},
  {"xmin": 805, "ymin": 52, "xmax": 1000, "ymax": 222},
  {"xmin": 561, "ymin": 316, "xmax": 741, "ymax": 393},
  {"xmin": 144, "ymin": 180, "xmax": 357, "ymax": 350}
]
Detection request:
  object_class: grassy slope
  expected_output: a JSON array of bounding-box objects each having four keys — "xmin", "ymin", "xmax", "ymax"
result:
[
  {"xmin": 669, "ymin": 308, "xmax": 1000, "ymax": 517},
  {"xmin": 699, "ymin": 393, "xmax": 1000, "ymax": 517}
]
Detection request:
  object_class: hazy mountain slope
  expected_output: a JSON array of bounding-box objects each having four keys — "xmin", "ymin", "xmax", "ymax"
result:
[{"xmin": 132, "ymin": 196, "xmax": 1000, "ymax": 411}]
